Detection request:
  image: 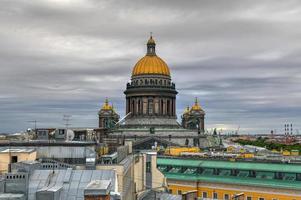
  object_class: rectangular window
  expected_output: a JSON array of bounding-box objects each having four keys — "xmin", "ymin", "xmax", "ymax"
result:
[
  {"xmin": 146, "ymin": 161, "xmax": 151, "ymax": 173},
  {"xmin": 168, "ymin": 189, "xmax": 172, "ymax": 194},
  {"xmin": 178, "ymin": 190, "xmax": 182, "ymax": 195},
  {"xmin": 249, "ymin": 170, "xmax": 256, "ymax": 177},
  {"xmin": 59, "ymin": 129, "xmax": 65, "ymax": 135},
  {"xmin": 213, "ymin": 192, "xmax": 218, "ymax": 199},
  {"xmin": 259, "ymin": 198, "xmax": 265, "ymax": 200},
  {"xmin": 231, "ymin": 169, "xmax": 239, "ymax": 176},
  {"xmin": 296, "ymin": 173, "xmax": 301, "ymax": 181},
  {"xmin": 274, "ymin": 172, "xmax": 283, "ymax": 179},
  {"xmin": 224, "ymin": 194, "xmax": 229, "ymax": 200},
  {"xmin": 202, "ymin": 192, "xmax": 207, "ymax": 198},
  {"xmin": 213, "ymin": 168, "xmax": 220, "ymax": 175},
  {"xmin": 11, "ymin": 156, "xmax": 18, "ymax": 163},
  {"xmin": 247, "ymin": 197, "xmax": 252, "ymax": 200}
]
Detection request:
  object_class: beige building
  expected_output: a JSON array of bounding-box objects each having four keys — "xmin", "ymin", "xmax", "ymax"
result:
[
  {"xmin": 0, "ymin": 148, "xmax": 36, "ymax": 173},
  {"xmin": 96, "ymin": 149, "xmax": 165, "ymax": 200},
  {"xmin": 135, "ymin": 151, "xmax": 166, "ymax": 197}
]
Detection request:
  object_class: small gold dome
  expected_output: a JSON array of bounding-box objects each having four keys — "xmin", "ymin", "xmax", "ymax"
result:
[
  {"xmin": 132, "ymin": 35, "xmax": 170, "ymax": 77},
  {"xmin": 101, "ymin": 98, "xmax": 113, "ymax": 110},
  {"xmin": 132, "ymin": 55, "xmax": 170, "ymax": 76},
  {"xmin": 191, "ymin": 98, "xmax": 203, "ymax": 111}
]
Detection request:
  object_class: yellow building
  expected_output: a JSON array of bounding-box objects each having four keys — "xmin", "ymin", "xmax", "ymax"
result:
[
  {"xmin": 291, "ymin": 150, "xmax": 299, "ymax": 156},
  {"xmin": 164, "ymin": 147, "xmax": 200, "ymax": 156},
  {"xmin": 282, "ymin": 150, "xmax": 291, "ymax": 156},
  {"xmin": 0, "ymin": 148, "xmax": 36, "ymax": 173},
  {"xmin": 157, "ymin": 157, "xmax": 301, "ymax": 200}
]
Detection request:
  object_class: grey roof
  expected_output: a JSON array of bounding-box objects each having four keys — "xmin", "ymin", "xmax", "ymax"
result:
[
  {"xmin": 28, "ymin": 169, "xmax": 116, "ymax": 200},
  {"xmin": 0, "ymin": 193, "xmax": 25, "ymax": 200},
  {"xmin": 0, "ymin": 147, "xmax": 35, "ymax": 153},
  {"xmin": 84, "ymin": 180, "xmax": 112, "ymax": 196},
  {"xmin": 140, "ymin": 190, "xmax": 181, "ymax": 200}
]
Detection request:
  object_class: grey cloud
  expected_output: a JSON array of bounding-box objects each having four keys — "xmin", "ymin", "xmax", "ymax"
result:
[{"xmin": 1, "ymin": 0, "xmax": 301, "ymax": 133}]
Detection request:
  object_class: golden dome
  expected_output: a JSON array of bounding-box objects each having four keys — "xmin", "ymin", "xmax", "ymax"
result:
[
  {"xmin": 191, "ymin": 98, "xmax": 204, "ymax": 111},
  {"xmin": 101, "ymin": 98, "xmax": 113, "ymax": 110},
  {"xmin": 132, "ymin": 55, "xmax": 170, "ymax": 76},
  {"xmin": 132, "ymin": 35, "xmax": 170, "ymax": 77}
]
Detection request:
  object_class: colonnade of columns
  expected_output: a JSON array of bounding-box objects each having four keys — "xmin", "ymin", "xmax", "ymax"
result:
[{"xmin": 126, "ymin": 96, "xmax": 176, "ymax": 117}]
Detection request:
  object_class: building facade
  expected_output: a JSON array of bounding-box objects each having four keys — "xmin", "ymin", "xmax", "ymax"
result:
[
  {"xmin": 157, "ymin": 157, "xmax": 301, "ymax": 200},
  {"xmin": 98, "ymin": 36, "xmax": 216, "ymax": 149}
]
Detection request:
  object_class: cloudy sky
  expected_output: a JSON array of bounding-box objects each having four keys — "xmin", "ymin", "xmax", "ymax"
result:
[{"xmin": 1, "ymin": 0, "xmax": 301, "ymax": 134}]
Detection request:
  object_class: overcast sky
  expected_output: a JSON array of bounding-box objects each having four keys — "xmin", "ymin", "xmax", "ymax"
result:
[{"xmin": 1, "ymin": 0, "xmax": 301, "ymax": 134}]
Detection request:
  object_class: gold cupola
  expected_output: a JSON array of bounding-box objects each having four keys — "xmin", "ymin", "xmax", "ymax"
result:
[
  {"xmin": 132, "ymin": 35, "xmax": 170, "ymax": 77},
  {"xmin": 191, "ymin": 97, "xmax": 204, "ymax": 111},
  {"xmin": 101, "ymin": 98, "xmax": 113, "ymax": 110}
]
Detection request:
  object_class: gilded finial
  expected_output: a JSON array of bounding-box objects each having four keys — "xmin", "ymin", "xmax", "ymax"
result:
[{"xmin": 195, "ymin": 97, "xmax": 198, "ymax": 105}]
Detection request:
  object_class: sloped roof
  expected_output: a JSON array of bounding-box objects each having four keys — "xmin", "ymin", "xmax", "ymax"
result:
[{"xmin": 28, "ymin": 169, "xmax": 116, "ymax": 200}]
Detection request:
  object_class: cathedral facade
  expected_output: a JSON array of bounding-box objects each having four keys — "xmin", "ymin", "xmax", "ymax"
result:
[{"xmin": 98, "ymin": 36, "xmax": 215, "ymax": 149}]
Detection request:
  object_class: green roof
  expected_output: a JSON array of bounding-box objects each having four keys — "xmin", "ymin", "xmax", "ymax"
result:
[
  {"xmin": 163, "ymin": 173, "xmax": 301, "ymax": 190},
  {"xmin": 157, "ymin": 157, "xmax": 301, "ymax": 173}
]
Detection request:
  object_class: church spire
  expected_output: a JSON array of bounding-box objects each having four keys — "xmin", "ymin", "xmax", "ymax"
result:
[{"xmin": 146, "ymin": 32, "xmax": 156, "ymax": 56}]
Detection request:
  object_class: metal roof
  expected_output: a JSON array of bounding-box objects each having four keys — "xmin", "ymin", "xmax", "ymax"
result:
[
  {"xmin": 0, "ymin": 193, "xmax": 25, "ymax": 199},
  {"xmin": 0, "ymin": 147, "xmax": 35, "ymax": 153},
  {"xmin": 157, "ymin": 157, "xmax": 301, "ymax": 173},
  {"xmin": 28, "ymin": 169, "xmax": 116, "ymax": 200}
]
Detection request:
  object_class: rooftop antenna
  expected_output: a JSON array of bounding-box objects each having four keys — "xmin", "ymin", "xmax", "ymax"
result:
[
  {"xmin": 63, "ymin": 115, "xmax": 72, "ymax": 130},
  {"xmin": 27, "ymin": 120, "xmax": 38, "ymax": 133}
]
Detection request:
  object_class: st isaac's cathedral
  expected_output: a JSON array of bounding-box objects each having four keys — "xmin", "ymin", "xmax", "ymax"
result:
[{"xmin": 98, "ymin": 36, "xmax": 218, "ymax": 150}]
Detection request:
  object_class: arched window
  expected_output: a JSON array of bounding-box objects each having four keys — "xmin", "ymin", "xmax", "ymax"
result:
[
  {"xmin": 161, "ymin": 99, "xmax": 164, "ymax": 115},
  {"xmin": 138, "ymin": 100, "xmax": 141, "ymax": 114},
  {"xmin": 167, "ymin": 100, "xmax": 170, "ymax": 115},
  {"xmin": 132, "ymin": 100, "xmax": 135, "ymax": 114},
  {"xmin": 148, "ymin": 99, "xmax": 153, "ymax": 115}
]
